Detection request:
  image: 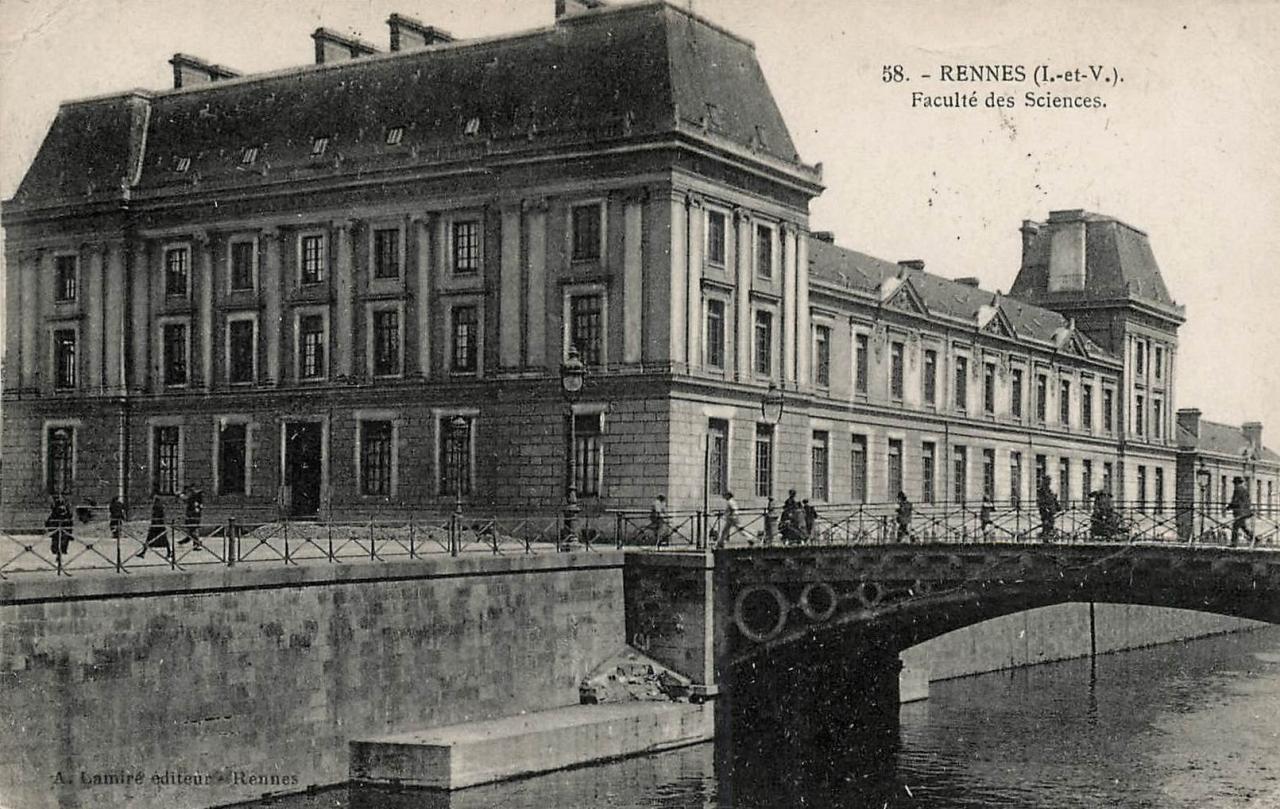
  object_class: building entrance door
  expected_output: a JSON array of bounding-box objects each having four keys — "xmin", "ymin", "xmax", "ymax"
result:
[{"xmin": 285, "ymin": 422, "xmax": 322, "ymax": 518}]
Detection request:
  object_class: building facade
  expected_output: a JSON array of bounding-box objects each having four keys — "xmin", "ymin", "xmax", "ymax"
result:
[{"xmin": 1, "ymin": 0, "xmax": 1262, "ymax": 527}]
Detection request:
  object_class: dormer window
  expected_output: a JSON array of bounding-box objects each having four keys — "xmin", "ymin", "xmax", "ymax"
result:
[
  {"xmin": 464, "ymin": 117, "xmax": 481, "ymax": 136},
  {"xmin": 311, "ymin": 137, "xmax": 329, "ymax": 157},
  {"xmin": 174, "ymin": 157, "xmax": 191, "ymax": 173},
  {"xmin": 385, "ymin": 126, "xmax": 404, "ymax": 146},
  {"xmin": 241, "ymin": 147, "xmax": 259, "ymax": 165}
]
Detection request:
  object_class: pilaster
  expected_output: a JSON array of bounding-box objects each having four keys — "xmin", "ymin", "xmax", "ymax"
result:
[
  {"xmin": 261, "ymin": 228, "xmax": 282, "ymax": 386},
  {"xmin": 499, "ymin": 203, "xmax": 523, "ymax": 368},
  {"xmin": 734, "ymin": 208, "xmax": 753, "ymax": 380},
  {"xmin": 333, "ymin": 220, "xmax": 355, "ymax": 381},
  {"xmin": 622, "ymin": 193, "xmax": 645, "ymax": 366}
]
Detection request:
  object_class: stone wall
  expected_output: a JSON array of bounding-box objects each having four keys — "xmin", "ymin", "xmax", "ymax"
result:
[{"xmin": 0, "ymin": 551, "xmax": 626, "ymax": 809}]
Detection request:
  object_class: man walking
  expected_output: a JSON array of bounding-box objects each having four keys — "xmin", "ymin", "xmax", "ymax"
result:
[
  {"xmin": 895, "ymin": 491, "xmax": 914, "ymax": 543},
  {"xmin": 179, "ymin": 485, "xmax": 203, "ymax": 551},
  {"xmin": 1036, "ymin": 477, "xmax": 1060, "ymax": 542},
  {"xmin": 1225, "ymin": 476, "xmax": 1254, "ymax": 547},
  {"xmin": 648, "ymin": 494, "xmax": 670, "ymax": 546},
  {"xmin": 716, "ymin": 491, "xmax": 740, "ymax": 548}
]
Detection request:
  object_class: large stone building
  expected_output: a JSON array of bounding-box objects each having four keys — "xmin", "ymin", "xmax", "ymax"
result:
[{"xmin": 1, "ymin": 0, "xmax": 1271, "ymax": 528}]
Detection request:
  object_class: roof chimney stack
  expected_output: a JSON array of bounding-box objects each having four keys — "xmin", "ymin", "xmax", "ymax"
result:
[
  {"xmin": 169, "ymin": 53, "xmax": 240, "ymax": 89},
  {"xmin": 1176, "ymin": 408, "xmax": 1202, "ymax": 449},
  {"xmin": 812, "ymin": 231, "xmax": 835, "ymax": 243},
  {"xmin": 555, "ymin": 0, "xmax": 609, "ymax": 20},
  {"xmin": 388, "ymin": 14, "xmax": 454, "ymax": 51},
  {"xmin": 954, "ymin": 276, "xmax": 981, "ymax": 288},
  {"xmin": 312, "ymin": 28, "xmax": 379, "ymax": 65},
  {"xmin": 1243, "ymin": 421, "xmax": 1263, "ymax": 454},
  {"xmin": 897, "ymin": 259, "xmax": 925, "ymax": 271}
]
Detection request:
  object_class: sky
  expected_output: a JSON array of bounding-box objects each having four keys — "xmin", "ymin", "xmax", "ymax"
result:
[{"xmin": 1, "ymin": 0, "xmax": 1278, "ymax": 439}]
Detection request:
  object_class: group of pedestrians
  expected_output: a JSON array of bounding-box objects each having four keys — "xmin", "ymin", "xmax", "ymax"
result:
[{"xmin": 44, "ymin": 486, "xmax": 204, "ymax": 560}]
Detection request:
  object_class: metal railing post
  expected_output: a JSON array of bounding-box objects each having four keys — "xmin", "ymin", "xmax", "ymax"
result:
[
  {"xmin": 369, "ymin": 516, "xmax": 376, "ymax": 561},
  {"xmin": 616, "ymin": 512, "xmax": 623, "ymax": 550},
  {"xmin": 284, "ymin": 518, "xmax": 291, "ymax": 565},
  {"xmin": 409, "ymin": 519, "xmax": 417, "ymax": 559},
  {"xmin": 227, "ymin": 518, "xmax": 237, "ymax": 567}
]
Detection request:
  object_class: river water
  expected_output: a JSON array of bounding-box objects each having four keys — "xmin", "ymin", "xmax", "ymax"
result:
[{"xmin": 241, "ymin": 624, "xmax": 1280, "ymax": 809}]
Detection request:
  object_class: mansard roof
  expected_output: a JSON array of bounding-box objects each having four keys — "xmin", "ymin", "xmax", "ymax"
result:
[
  {"xmin": 8, "ymin": 1, "xmax": 812, "ymax": 210},
  {"xmin": 1177, "ymin": 419, "xmax": 1280, "ymax": 464},
  {"xmin": 808, "ymin": 235, "xmax": 1116, "ymax": 362}
]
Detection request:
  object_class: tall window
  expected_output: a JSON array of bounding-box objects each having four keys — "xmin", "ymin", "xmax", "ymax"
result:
[
  {"xmin": 708, "ymin": 419, "xmax": 729, "ymax": 497},
  {"xmin": 163, "ymin": 323, "xmax": 187, "ymax": 386},
  {"xmin": 54, "ymin": 330, "xmax": 76, "ymax": 389},
  {"xmin": 1059, "ymin": 380, "xmax": 1071, "ymax": 426},
  {"xmin": 1034, "ymin": 454, "xmax": 1048, "ymax": 490},
  {"xmin": 1102, "ymin": 462, "xmax": 1113, "ymax": 496},
  {"xmin": 55, "ymin": 255, "xmax": 78, "ymax": 302},
  {"xmin": 439, "ymin": 417, "xmax": 473, "ymax": 496},
  {"xmin": 754, "ymin": 310, "xmax": 773, "ymax": 376},
  {"xmin": 815, "ymin": 325, "xmax": 832, "ymax": 387},
  {"xmin": 850, "ymin": 435, "xmax": 867, "ymax": 503},
  {"xmin": 855, "ymin": 333, "xmax": 869, "ymax": 394},
  {"xmin": 373, "ymin": 228, "xmax": 401, "ymax": 279},
  {"xmin": 953, "ymin": 445, "xmax": 967, "ymax": 504},
  {"xmin": 756, "ymin": 225, "xmax": 774, "ymax": 278},
  {"xmin": 982, "ymin": 448, "xmax": 996, "ymax": 500},
  {"xmin": 1010, "ymin": 451, "xmax": 1023, "ymax": 509},
  {"xmin": 1103, "ymin": 388, "xmax": 1115, "ymax": 433},
  {"xmin": 923, "ymin": 349, "xmax": 937, "ymax": 405},
  {"xmin": 811, "ymin": 431, "xmax": 829, "ymax": 501},
  {"xmin": 165, "ymin": 247, "xmax": 189, "ymax": 296},
  {"xmin": 153, "ymin": 426, "xmax": 180, "ymax": 495},
  {"xmin": 451, "ymin": 306, "xmax": 477, "ymax": 373},
  {"xmin": 571, "ymin": 203, "xmax": 602, "ymax": 262},
  {"xmin": 572, "ymin": 413, "xmax": 603, "ymax": 497},
  {"xmin": 570, "ymin": 293, "xmax": 603, "ymax": 366},
  {"xmin": 361, "ymin": 421, "xmax": 394, "ymax": 496},
  {"xmin": 1154, "ymin": 468, "xmax": 1165, "ymax": 514},
  {"xmin": 890, "ymin": 341, "xmax": 905, "ymax": 399},
  {"xmin": 230, "ymin": 241, "xmax": 255, "ymax": 291},
  {"xmin": 1035, "ymin": 374, "xmax": 1048, "ymax": 422},
  {"xmin": 373, "ymin": 310, "xmax": 401, "ymax": 376},
  {"xmin": 1135, "ymin": 341, "xmax": 1145, "ymax": 376},
  {"xmin": 953, "ymin": 356, "xmax": 968, "ymax": 411},
  {"xmin": 705, "ymin": 299, "xmax": 725, "ymax": 369},
  {"xmin": 300, "ymin": 235, "xmax": 325, "ymax": 284},
  {"xmin": 1059, "ymin": 458, "xmax": 1071, "ymax": 506},
  {"xmin": 1154, "ymin": 346, "xmax": 1164, "ymax": 381},
  {"xmin": 228, "ymin": 319, "xmax": 255, "ymax": 384},
  {"xmin": 1153, "ymin": 396, "xmax": 1164, "ymax": 440},
  {"xmin": 300, "ymin": 315, "xmax": 325, "ymax": 379},
  {"xmin": 46, "ymin": 427, "xmax": 73, "ymax": 495},
  {"xmin": 754, "ymin": 425, "xmax": 773, "ymax": 498},
  {"xmin": 1082, "ymin": 385, "xmax": 1094, "ymax": 430},
  {"xmin": 1011, "ymin": 368, "xmax": 1024, "ymax": 419},
  {"xmin": 706, "ymin": 210, "xmax": 727, "ymax": 266},
  {"xmin": 887, "ymin": 439, "xmax": 903, "ymax": 498},
  {"xmin": 1137, "ymin": 465, "xmax": 1148, "ymax": 512},
  {"xmin": 983, "ymin": 362, "xmax": 996, "ymax": 414},
  {"xmin": 1135, "ymin": 394, "xmax": 1145, "ymax": 436},
  {"xmin": 1082, "ymin": 459, "xmax": 1093, "ymax": 499},
  {"xmin": 921, "ymin": 442, "xmax": 936, "ymax": 504},
  {"xmin": 218, "ymin": 423, "xmax": 247, "ymax": 496},
  {"xmin": 452, "ymin": 220, "xmax": 480, "ymax": 274}
]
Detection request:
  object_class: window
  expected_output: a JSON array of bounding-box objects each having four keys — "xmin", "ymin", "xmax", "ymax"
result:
[
  {"xmin": 982, "ymin": 362, "xmax": 996, "ymax": 415},
  {"xmin": 54, "ymin": 255, "xmax": 77, "ymax": 302},
  {"xmin": 1102, "ymin": 462, "xmax": 1113, "ymax": 496},
  {"xmin": 165, "ymin": 247, "xmax": 189, "ymax": 296},
  {"xmin": 1082, "ymin": 459, "xmax": 1093, "ymax": 499},
  {"xmin": 153, "ymin": 426, "xmax": 180, "ymax": 495},
  {"xmin": 706, "ymin": 299, "xmax": 725, "ymax": 369},
  {"xmin": 1035, "ymin": 373, "xmax": 1048, "ymax": 422},
  {"xmin": 1059, "ymin": 458, "xmax": 1071, "ymax": 506},
  {"xmin": 1035, "ymin": 454, "xmax": 1048, "ymax": 490},
  {"xmin": 708, "ymin": 419, "xmax": 729, "ymax": 497},
  {"xmin": 230, "ymin": 240, "xmax": 255, "ymax": 291},
  {"xmin": 360, "ymin": 421, "xmax": 394, "ymax": 496},
  {"xmin": 373, "ymin": 228, "xmax": 401, "ymax": 279},
  {"xmin": 373, "ymin": 309, "xmax": 401, "ymax": 376},
  {"xmin": 754, "ymin": 310, "xmax": 773, "ymax": 376},
  {"xmin": 706, "ymin": 210, "xmax": 727, "ymax": 266},
  {"xmin": 452, "ymin": 220, "xmax": 480, "ymax": 274},
  {"xmin": 1010, "ymin": 451, "xmax": 1023, "ymax": 509},
  {"xmin": 890, "ymin": 341, "xmax": 904, "ymax": 399},
  {"xmin": 385, "ymin": 126, "xmax": 404, "ymax": 146},
  {"xmin": 300, "ymin": 315, "xmax": 326, "ymax": 379},
  {"xmin": 1153, "ymin": 396, "xmax": 1164, "ymax": 440},
  {"xmin": 1154, "ymin": 346, "xmax": 1164, "ymax": 381},
  {"xmin": 815, "ymin": 325, "xmax": 832, "ymax": 387},
  {"xmin": 923, "ymin": 349, "xmax": 937, "ymax": 405},
  {"xmin": 174, "ymin": 156, "xmax": 191, "ymax": 173},
  {"xmin": 227, "ymin": 318, "xmax": 255, "ymax": 384},
  {"xmin": 1134, "ymin": 341, "xmax": 1145, "ymax": 376},
  {"xmin": 921, "ymin": 442, "xmax": 936, "ymax": 504},
  {"xmin": 46, "ymin": 427, "xmax": 74, "ymax": 495},
  {"xmin": 439, "ymin": 416, "xmax": 473, "ymax": 496},
  {"xmin": 756, "ymin": 225, "xmax": 774, "ymax": 278},
  {"xmin": 855, "ymin": 333, "xmax": 869, "ymax": 394},
  {"xmin": 218, "ymin": 424, "xmax": 247, "ymax": 496},
  {"xmin": 1137, "ymin": 465, "xmax": 1148, "ymax": 512},
  {"xmin": 1135, "ymin": 393, "xmax": 1145, "ymax": 436},
  {"xmin": 1011, "ymin": 368, "xmax": 1024, "ymax": 419},
  {"xmin": 850, "ymin": 435, "xmax": 867, "ymax": 503},
  {"xmin": 953, "ymin": 445, "xmax": 967, "ymax": 504},
  {"xmin": 300, "ymin": 234, "xmax": 325, "ymax": 284},
  {"xmin": 241, "ymin": 146, "xmax": 258, "ymax": 165},
  {"xmin": 310, "ymin": 136, "xmax": 329, "ymax": 156},
  {"xmin": 571, "ymin": 413, "xmax": 604, "ymax": 497},
  {"xmin": 811, "ymin": 431, "xmax": 829, "ymax": 501},
  {"xmin": 1155, "ymin": 468, "xmax": 1165, "ymax": 515},
  {"xmin": 1103, "ymin": 388, "xmax": 1115, "ymax": 433},
  {"xmin": 464, "ymin": 116, "xmax": 481, "ymax": 136},
  {"xmin": 162, "ymin": 323, "xmax": 187, "ymax": 386},
  {"xmin": 451, "ymin": 305, "xmax": 478, "ymax": 373},
  {"xmin": 1082, "ymin": 385, "xmax": 1093, "ymax": 430},
  {"xmin": 571, "ymin": 203, "xmax": 603, "ymax": 262},
  {"xmin": 54, "ymin": 329, "xmax": 76, "ymax": 389},
  {"xmin": 754, "ymin": 425, "xmax": 773, "ymax": 498},
  {"xmin": 887, "ymin": 439, "xmax": 903, "ymax": 497},
  {"xmin": 1059, "ymin": 380, "xmax": 1071, "ymax": 426},
  {"xmin": 570, "ymin": 293, "xmax": 604, "ymax": 366},
  {"xmin": 983, "ymin": 448, "xmax": 996, "ymax": 500},
  {"xmin": 953, "ymin": 356, "xmax": 968, "ymax": 411}
]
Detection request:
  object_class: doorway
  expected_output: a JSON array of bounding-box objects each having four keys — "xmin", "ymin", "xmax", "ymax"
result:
[{"xmin": 285, "ymin": 421, "xmax": 323, "ymax": 518}]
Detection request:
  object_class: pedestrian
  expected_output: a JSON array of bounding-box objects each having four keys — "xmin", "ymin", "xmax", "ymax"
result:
[
  {"xmin": 108, "ymin": 495, "xmax": 127, "ymax": 540},
  {"xmin": 142, "ymin": 497, "xmax": 169, "ymax": 558},
  {"xmin": 780, "ymin": 489, "xmax": 804, "ymax": 544},
  {"xmin": 45, "ymin": 495, "xmax": 73, "ymax": 557},
  {"xmin": 1089, "ymin": 489, "xmax": 1120, "ymax": 542},
  {"xmin": 895, "ymin": 491, "xmax": 913, "ymax": 543},
  {"xmin": 1225, "ymin": 476, "xmax": 1254, "ymax": 547},
  {"xmin": 648, "ymin": 494, "xmax": 670, "ymax": 546},
  {"xmin": 179, "ymin": 485, "xmax": 204, "ymax": 550},
  {"xmin": 1036, "ymin": 477, "xmax": 1060, "ymax": 542},
  {"xmin": 802, "ymin": 499, "xmax": 818, "ymax": 542},
  {"xmin": 979, "ymin": 493, "xmax": 995, "ymax": 541},
  {"xmin": 716, "ymin": 491, "xmax": 740, "ymax": 548}
]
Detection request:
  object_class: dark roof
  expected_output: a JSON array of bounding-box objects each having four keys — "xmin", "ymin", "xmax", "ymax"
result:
[
  {"xmin": 8, "ymin": 2, "xmax": 806, "ymax": 208},
  {"xmin": 807, "ymin": 236, "xmax": 1115, "ymax": 358},
  {"xmin": 1177, "ymin": 419, "xmax": 1280, "ymax": 463}
]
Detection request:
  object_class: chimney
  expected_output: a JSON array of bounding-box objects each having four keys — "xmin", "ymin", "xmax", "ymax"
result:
[
  {"xmin": 1045, "ymin": 209, "xmax": 1086, "ymax": 292},
  {"xmin": 1243, "ymin": 421, "xmax": 1263, "ymax": 454},
  {"xmin": 954, "ymin": 277, "xmax": 981, "ymax": 288},
  {"xmin": 555, "ymin": 0, "xmax": 608, "ymax": 20},
  {"xmin": 811, "ymin": 231, "xmax": 835, "ymax": 243},
  {"xmin": 169, "ymin": 53, "xmax": 240, "ymax": 89},
  {"xmin": 388, "ymin": 14, "xmax": 454, "ymax": 51},
  {"xmin": 897, "ymin": 259, "xmax": 925, "ymax": 271},
  {"xmin": 312, "ymin": 28, "xmax": 379, "ymax": 65},
  {"xmin": 1177, "ymin": 408, "xmax": 1201, "ymax": 449}
]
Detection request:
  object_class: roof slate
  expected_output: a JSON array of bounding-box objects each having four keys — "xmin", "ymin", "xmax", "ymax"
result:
[{"xmin": 1178, "ymin": 419, "xmax": 1280, "ymax": 463}]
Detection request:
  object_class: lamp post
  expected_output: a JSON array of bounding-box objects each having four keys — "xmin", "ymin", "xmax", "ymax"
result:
[
  {"xmin": 561, "ymin": 345, "xmax": 586, "ymax": 545},
  {"xmin": 1195, "ymin": 464, "xmax": 1211, "ymax": 546},
  {"xmin": 448, "ymin": 415, "xmax": 469, "ymax": 520},
  {"xmin": 761, "ymin": 383, "xmax": 785, "ymax": 544}
]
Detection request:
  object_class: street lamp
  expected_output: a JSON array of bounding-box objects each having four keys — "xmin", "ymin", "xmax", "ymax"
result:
[
  {"xmin": 561, "ymin": 345, "xmax": 587, "ymax": 545},
  {"xmin": 1195, "ymin": 463, "xmax": 1211, "ymax": 545},
  {"xmin": 448, "ymin": 415, "xmax": 469, "ymax": 520},
  {"xmin": 760, "ymin": 383, "xmax": 785, "ymax": 544}
]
